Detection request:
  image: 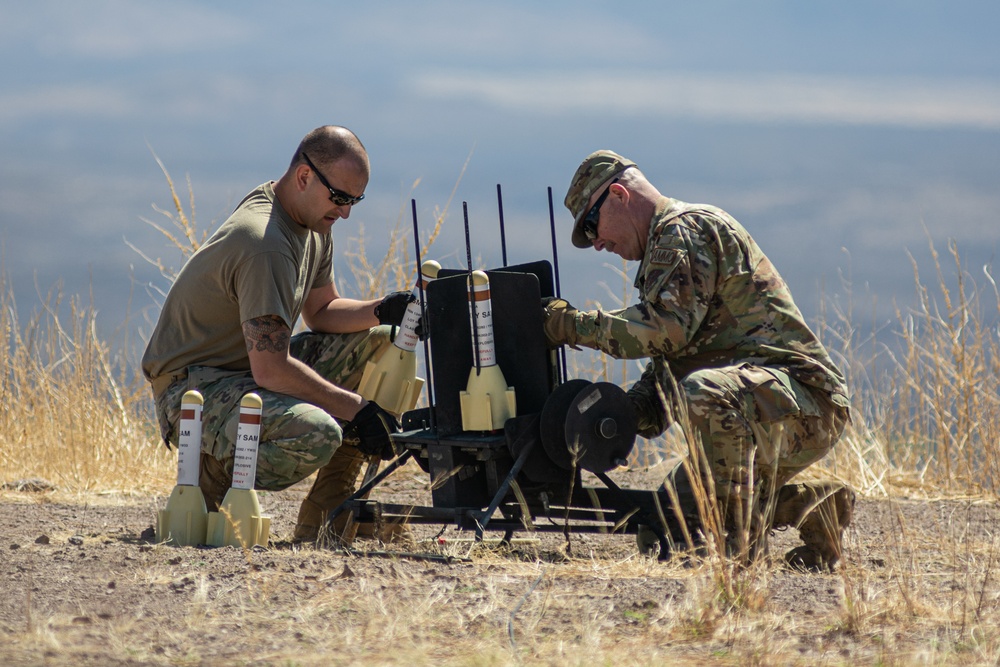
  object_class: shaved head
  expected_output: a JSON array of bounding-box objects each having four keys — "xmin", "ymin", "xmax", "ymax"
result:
[{"xmin": 290, "ymin": 125, "xmax": 369, "ymax": 176}]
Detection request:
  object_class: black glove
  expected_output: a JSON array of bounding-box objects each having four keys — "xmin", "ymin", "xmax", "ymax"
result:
[
  {"xmin": 374, "ymin": 291, "xmax": 415, "ymax": 327},
  {"xmin": 342, "ymin": 401, "xmax": 401, "ymax": 459}
]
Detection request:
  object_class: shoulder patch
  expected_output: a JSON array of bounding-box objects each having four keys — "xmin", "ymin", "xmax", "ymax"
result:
[{"xmin": 649, "ymin": 247, "xmax": 682, "ymax": 267}]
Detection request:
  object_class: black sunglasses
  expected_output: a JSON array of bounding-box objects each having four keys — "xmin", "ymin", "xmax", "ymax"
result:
[
  {"xmin": 581, "ymin": 177, "xmax": 619, "ymax": 240},
  {"xmin": 301, "ymin": 153, "xmax": 365, "ymax": 207}
]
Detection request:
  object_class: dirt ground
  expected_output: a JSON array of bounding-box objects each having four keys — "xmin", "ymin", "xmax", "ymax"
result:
[{"xmin": 2, "ymin": 462, "xmax": 1000, "ymax": 666}]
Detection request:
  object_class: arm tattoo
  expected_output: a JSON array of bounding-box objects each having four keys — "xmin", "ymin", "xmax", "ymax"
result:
[{"xmin": 242, "ymin": 315, "xmax": 291, "ymax": 354}]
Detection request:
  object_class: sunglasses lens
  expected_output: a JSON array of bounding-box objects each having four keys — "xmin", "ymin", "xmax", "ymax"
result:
[
  {"xmin": 331, "ymin": 192, "xmax": 363, "ymax": 207},
  {"xmin": 582, "ymin": 177, "xmax": 618, "ymax": 241},
  {"xmin": 583, "ymin": 207, "xmax": 600, "ymax": 239},
  {"xmin": 304, "ymin": 153, "xmax": 364, "ymax": 207}
]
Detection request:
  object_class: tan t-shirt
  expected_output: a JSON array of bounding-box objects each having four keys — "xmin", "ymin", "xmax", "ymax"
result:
[{"xmin": 142, "ymin": 182, "xmax": 333, "ymax": 383}]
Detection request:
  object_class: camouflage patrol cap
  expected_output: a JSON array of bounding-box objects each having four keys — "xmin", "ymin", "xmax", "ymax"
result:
[{"xmin": 565, "ymin": 150, "xmax": 637, "ymax": 248}]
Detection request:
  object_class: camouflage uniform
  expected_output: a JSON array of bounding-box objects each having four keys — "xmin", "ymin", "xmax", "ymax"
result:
[
  {"xmin": 604, "ymin": 199, "xmax": 849, "ymax": 495},
  {"xmin": 153, "ymin": 327, "xmax": 390, "ymax": 483},
  {"xmin": 554, "ymin": 151, "xmax": 853, "ymax": 566}
]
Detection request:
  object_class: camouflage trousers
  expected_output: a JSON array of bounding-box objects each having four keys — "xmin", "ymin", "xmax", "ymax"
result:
[
  {"xmin": 630, "ymin": 361, "xmax": 849, "ymax": 509},
  {"xmin": 152, "ymin": 326, "xmax": 392, "ymax": 491}
]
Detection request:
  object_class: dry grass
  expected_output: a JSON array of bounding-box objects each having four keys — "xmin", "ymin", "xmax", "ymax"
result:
[
  {"xmin": 1, "ymin": 160, "xmax": 999, "ymax": 665},
  {"xmin": 0, "ymin": 279, "xmax": 174, "ymax": 496},
  {"xmin": 817, "ymin": 237, "xmax": 1000, "ymax": 498},
  {"xmin": 3, "ymin": 496, "xmax": 996, "ymax": 666}
]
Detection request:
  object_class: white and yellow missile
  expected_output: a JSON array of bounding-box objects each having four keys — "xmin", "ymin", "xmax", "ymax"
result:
[
  {"xmin": 358, "ymin": 260, "xmax": 440, "ymax": 416},
  {"xmin": 207, "ymin": 393, "xmax": 271, "ymax": 548},
  {"xmin": 460, "ymin": 270, "xmax": 516, "ymax": 431},
  {"xmin": 156, "ymin": 390, "xmax": 209, "ymax": 546}
]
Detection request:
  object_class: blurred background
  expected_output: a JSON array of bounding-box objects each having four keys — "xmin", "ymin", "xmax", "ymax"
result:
[{"xmin": 2, "ymin": 0, "xmax": 998, "ymax": 352}]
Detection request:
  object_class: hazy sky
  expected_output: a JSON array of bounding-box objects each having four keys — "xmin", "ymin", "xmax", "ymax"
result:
[{"xmin": 2, "ymin": 1, "xmax": 999, "ymax": 354}]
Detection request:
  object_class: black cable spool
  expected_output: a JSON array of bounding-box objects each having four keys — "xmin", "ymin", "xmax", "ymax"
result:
[
  {"xmin": 564, "ymin": 382, "xmax": 637, "ymax": 473},
  {"xmin": 539, "ymin": 380, "xmax": 637, "ymax": 473},
  {"xmin": 505, "ymin": 413, "xmax": 568, "ymax": 484},
  {"xmin": 539, "ymin": 379, "xmax": 591, "ymax": 470}
]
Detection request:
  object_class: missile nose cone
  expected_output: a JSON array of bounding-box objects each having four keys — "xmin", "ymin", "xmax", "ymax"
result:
[
  {"xmin": 240, "ymin": 393, "xmax": 263, "ymax": 410},
  {"xmin": 182, "ymin": 389, "xmax": 204, "ymax": 406},
  {"xmin": 421, "ymin": 260, "xmax": 441, "ymax": 279}
]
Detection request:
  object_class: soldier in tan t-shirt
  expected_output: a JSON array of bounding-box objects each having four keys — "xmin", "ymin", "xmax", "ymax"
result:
[{"xmin": 142, "ymin": 126, "xmax": 413, "ymax": 542}]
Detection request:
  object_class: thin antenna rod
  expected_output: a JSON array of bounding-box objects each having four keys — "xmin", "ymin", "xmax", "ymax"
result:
[
  {"xmin": 547, "ymin": 186, "xmax": 567, "ymax": 383},
  {"xmin": 547, "ymin": 187, "xmax": 563, "ymax": 298},
  {"xmin": 496, "ymin": 183, "xmax": 508, "ymax": 267},
  {"xmin": 411, "ymin": 199, "xmax": 435, "ymax": 431},
  {"xmin": 463, "ymin": 202, "xmax": 481, "ymax": 374}
]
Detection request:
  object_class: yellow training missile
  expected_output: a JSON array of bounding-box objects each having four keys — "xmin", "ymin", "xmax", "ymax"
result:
[
  {"xmin": 358, "ymin": 260, "xmax": 440, "ymax": 416},
  {"xmin": 460, "ymin": 270, "xmax": 516, "ymax": 431},
  {"xmin": 207, "ymin": 393, "xmax": 271, "ymax": 548},
  {"xmin": 156, "ymin": 390, "xmax": 209, "ymax": 546}
]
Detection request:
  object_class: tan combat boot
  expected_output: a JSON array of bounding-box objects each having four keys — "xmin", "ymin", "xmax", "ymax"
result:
[
  {"xmin": 773, "ymin": 481, "xmax": 855, "ymax": 572},
  {"xmin": 293, "ymin": 444, "xmax": 413, "ymax": 546},
  {"xmin": 294, "ymin": 443, "xmax": 369, "ymax": 544}
]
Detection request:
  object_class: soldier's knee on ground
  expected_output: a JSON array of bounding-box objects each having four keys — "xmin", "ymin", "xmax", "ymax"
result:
[{"xmin": 774, "ymin": 481, "xmax": 856, "ymax": 572}]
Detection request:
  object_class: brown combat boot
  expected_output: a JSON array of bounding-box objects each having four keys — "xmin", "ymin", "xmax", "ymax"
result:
[
  {"xmin": 772, "ymin": 481, "xmax": 855, "ymax": 572},
  {"xmin": 199, "ymin": 453, "xmax": 231, "ymax": 513},
  {"xmin": 293, "ymin": 443, "xmax": 369, "ymax": 544},
  {"xmin": 293, "ymin": 443, "xmax": 412, "ymax": 546}
]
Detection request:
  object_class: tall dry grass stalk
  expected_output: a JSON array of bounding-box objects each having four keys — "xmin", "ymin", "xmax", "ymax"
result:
[
  {"xmin": 126, "ymin": 150, "xmax": 210, "ymax": 293},
  {"xmin": 819, "ymin": 238, "xmax": 1000, "ymax": 498},
  {"xmin": 0, "ymin": 277, "xmax": 173, "ymax": 494},
  {"xmin": 339, "ymin": 179, "xmax": 447, "ymax": 300}
]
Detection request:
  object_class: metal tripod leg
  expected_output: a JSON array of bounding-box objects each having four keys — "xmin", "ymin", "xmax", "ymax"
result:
[
  {"xmin": 474, "ymin": 414, "xmax": 539, "ymax": 540},
  {"xmin": 324, "ymin": 449, "xmax": 414, "ymax": 534},
  {"xmin": 334, "ymin": 455, "xmax": 383, "ymax": 543}
]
